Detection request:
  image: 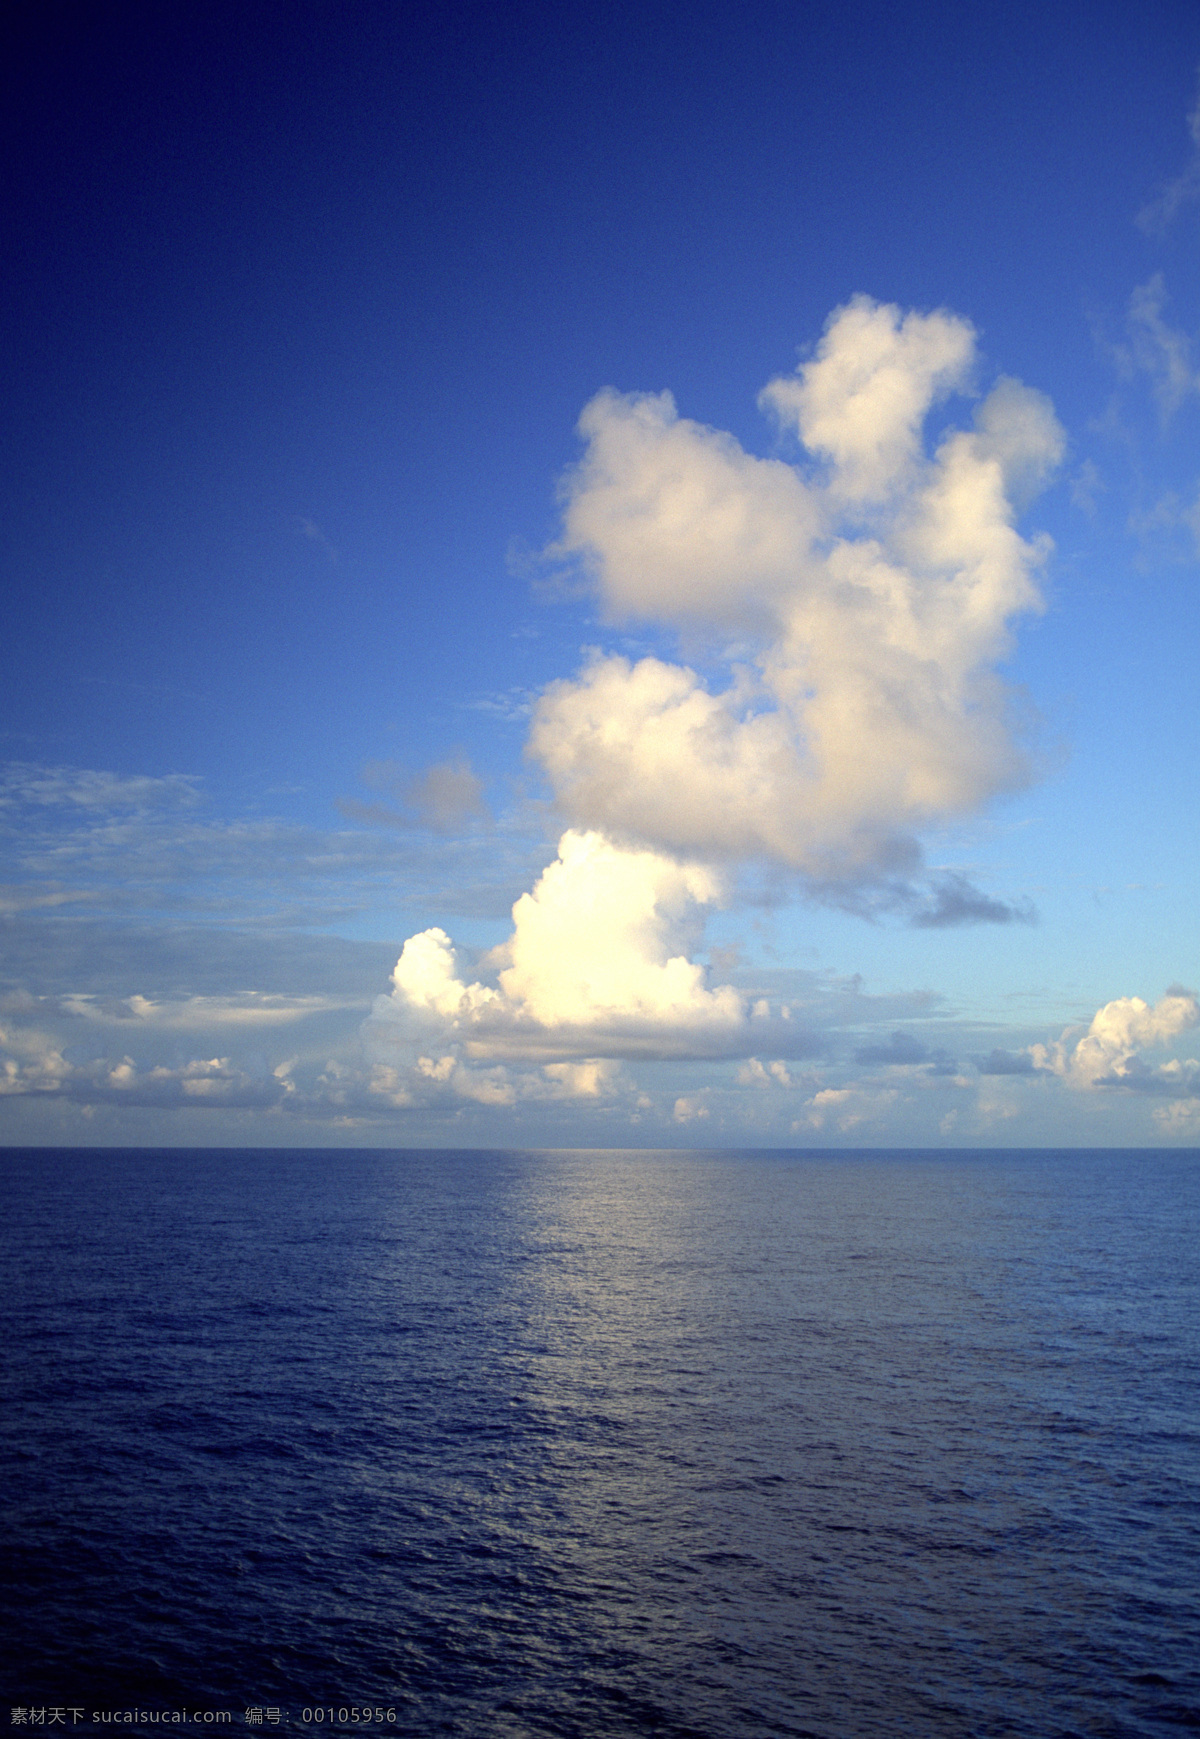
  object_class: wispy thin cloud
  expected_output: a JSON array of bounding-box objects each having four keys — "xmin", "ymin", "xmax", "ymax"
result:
[
  {"xmin": 1121, "ymin": 276, "xmax": 1200, "ymax": 422},
  {"xmin": 1137, "ymin": 67, "xmax": 1200, "ymax": 234},
  {"xmin": 298, "ymin": 517, "xmax": 339, "ymax": 565},
  {"xmin": 0, "ymin": 761, "xmax": 203, "ymax": 812},
  {"xmin": 336, "ymin": 758, "xmax": 490, "ymax": 833},
  {"xmin": 465, "ymin": 688, "xmax": 537, "ymax": 721}
]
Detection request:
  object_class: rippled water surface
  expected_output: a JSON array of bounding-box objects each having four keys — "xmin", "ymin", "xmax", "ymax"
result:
[{"xmin": 3, "ymin": 1147, "xmax": 1199, "ymax": 1736}]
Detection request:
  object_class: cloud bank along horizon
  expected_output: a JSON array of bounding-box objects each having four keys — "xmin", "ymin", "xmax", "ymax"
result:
[{"xmin": 368, "ymin": 293, "xmax": 1141, "ymax": 1110}]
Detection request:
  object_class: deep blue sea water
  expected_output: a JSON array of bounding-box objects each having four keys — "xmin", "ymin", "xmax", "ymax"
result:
[{"xmin": 2, "ymin": 1147, "xmax": 1198, "ymax": 1738}]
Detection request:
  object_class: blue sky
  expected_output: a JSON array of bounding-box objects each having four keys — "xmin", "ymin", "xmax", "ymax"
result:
[{"xmin": 3, "ymin": 0, "xmax": 1199, "ymax": 1146}]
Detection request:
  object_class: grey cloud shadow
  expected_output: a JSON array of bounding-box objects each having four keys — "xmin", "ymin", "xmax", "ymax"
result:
[{"xmin": 976, "ymin": 1048, "xmax": 1037, "ymax": 1075}]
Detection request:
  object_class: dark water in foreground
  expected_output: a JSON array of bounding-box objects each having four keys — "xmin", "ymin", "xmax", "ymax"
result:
[{"xmin": 2, "ymin": 1147, "xmax": 1198, "ymax": 1737}]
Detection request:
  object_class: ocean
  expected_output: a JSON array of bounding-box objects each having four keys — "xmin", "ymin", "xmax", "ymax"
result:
[{"xmin": 2, "ymin": 1147, "xmax": 1197, "ymax": 1737}]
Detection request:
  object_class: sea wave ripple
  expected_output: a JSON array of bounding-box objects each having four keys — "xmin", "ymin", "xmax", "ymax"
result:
[{"xmin": 2, "ymin": 1147, "xmax": 1198, "ymax": 1737}]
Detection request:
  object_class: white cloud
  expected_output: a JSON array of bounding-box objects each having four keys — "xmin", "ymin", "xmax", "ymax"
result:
[
  {"xmin": 376, "ymin": 297, "xmax": 1063, "ymax": 1078},
  {"xmin": 413, "ymin": 1054, "xmax": 517, "ymax": 1106},
  {"xmin": 7, "ymin": 304, "xmax": 1066, "ymax": 1126},
  {"xmin": 1030, "ymin": 987, "xmax": 1200, "ymax": 1091},
  {"xmin": 365, "ymin": 1046, "xmax": 627, "ymax": 1113},
  {"xmin": 541, "ymin": 1058, "xmax": 627, "ymax": 1098},
  {"xmin": 1023, "ymin": 988, "xmax": 1200, "ymax": 1117},
  {"xmin": 533, "ymin": 296, "xmax": 1063, "ymax": 884},
  {"xmin": 0, "ymin": 1022, "xmax": 74, "ymax": 1089},
  {"xmin": 369, "ymin": 829, "xmax": 748, "ymax": 1065},
  {"xmin": 0, "ymin": 1026, "xmax": 292, "ymax": 1109},
  {"xmin": 1153, "ymin": 1098, "xmax": 1200, "ymax": 1135},
  {"xmin": 736, "ymin": 1056, "xmax": 793, "ymax": 1088},
  {"xmin": 0, "ymin": 761, "xmax": 203, "ymax": 812},
  {"xmin": 799, "ymin": 1083, "xmax": 899, "ymax": 1133},
  {"xmin": 758, "ymin": 296, "xmax": 976, "ymax": 502},
  {"xmin": 963, "ymin": 988, "xmax": 1200, "ymax": 1138},
  {"xmin": 496, "ymin": 830, "xmax": 739, "ymax": 1029},
  {"xmin": 673, "ymin": 1093, "xmax": 710, "ymax": 1123},
  {"xmin": 0, "ymin": 976, "xmax": 629, "ymax": 1124}
]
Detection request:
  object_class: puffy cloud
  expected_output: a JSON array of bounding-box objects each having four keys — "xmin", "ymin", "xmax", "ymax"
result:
[
  {"xmin": 672, "ymin": 1093, "xmax": 711, "ymax": 1124},
  {"xmin": 554, "ymin": 387, "xmax": 820, "ymax": 631},
  {"xmin": 0, "ymin": 1022, "xmax": 74, "ymax": 1091},
  {"xmin": 0, "ymin": 1026, "xmax": 292, "ymax": 1109},
  {"xmin": 413, "ymin": 1054, "xmax": 517, "ymax": 1106},
  {"xmin": 1153, "ymin": 1098, "xmax": 1200, "ymax": 1135},
  {"xmin": 367, "ymin": 1051, "xmax": 628, "ymax": 1111},
  {"xmin": 736, "ymin": 1057, "xmax": 793, "ymax": 1088},
  {"xmin": 496, "ymin": 829, "xmax": 737, "ymax": 1029},
  {"xmin": 758, "ymin": 296, "xmax": 976, "ymax": 503},
  {"xmin": 799, "ymin": 1084, "xmax": 900, "ymax": 1133},
  {"xmin": 0, "ymin": 1012, "xmax": 595, "ymax": 1122},
  {"xmin": 541, "ymin": 1058, "xmax": 626, "ymax": 1099},
  {"xmin": 534, "ymin": 296, "xmax": 1063, "ymax": 885},
  {"xmin": 1032, "ymin": 987, "xmax": 1200, "ymax": 1093},
  {"xmin": 381, "ymin": 298, "xmax": 1062, "ymax": 1073},
  {"xmin": 972, "ymin": 988, "xmax": 1200, "ymax": 1127},
  {"xmin": 390, "ymin": 928, "xmax": 501, "ymax": 1023},
  {"xmin": 369, "ymin": 829, "xmax": 749, "ymax": 1065}
]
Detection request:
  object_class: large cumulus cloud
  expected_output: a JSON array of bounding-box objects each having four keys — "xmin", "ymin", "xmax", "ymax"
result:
[
  {"xmin": 534, "ymin": 297, "xmax": 1063, "ymax": 880},
  {"xmin": 1030, "ymin": 987, "xmax": 1200, "ymax": 1093},
  {"xmin": 382, "ymin": 297, "xmax": 1065, "ymax": 1076},
  {"xmin": 976, "ymin": 987, "xmax": 1200, "ymax": 1132},
  {"xmin": 368, "ymin": 829, "xmax": 785, "ymax": 1067}
]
